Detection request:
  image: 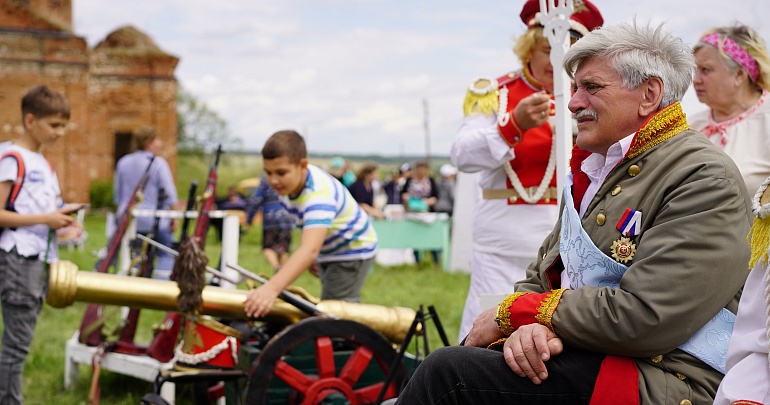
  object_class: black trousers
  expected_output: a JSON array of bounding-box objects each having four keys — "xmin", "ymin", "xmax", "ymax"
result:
[{"xmin": 395, "ymin": 345, "xmax": 604, "ymax": 405}]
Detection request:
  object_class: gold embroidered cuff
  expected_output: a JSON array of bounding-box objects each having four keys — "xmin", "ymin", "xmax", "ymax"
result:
[
  {"xmin": 534, "ymin": 288, "xmax": 566, "ymax": 332},
  {"xmin": 486, "ymin": 337, "xmax": 507, "ymax": 350},
  {"xmin": 495, "ymin": 292, "xmax": 528, "ymax": 336}
]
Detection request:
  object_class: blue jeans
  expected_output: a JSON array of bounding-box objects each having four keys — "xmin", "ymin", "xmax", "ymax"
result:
[{"xmin": 0, "ymin": 249, "xmax": 48, "ymax": 405}]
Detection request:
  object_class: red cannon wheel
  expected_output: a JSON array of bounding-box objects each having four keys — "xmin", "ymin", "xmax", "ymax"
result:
[{"xmin": 246, "ymin": 317, "xmax": 407, "ymax": 405}]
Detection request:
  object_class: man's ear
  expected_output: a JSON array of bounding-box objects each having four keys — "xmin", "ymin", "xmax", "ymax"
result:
[
  {"xmin": 299, "ymin": 158, "xmax": 308, "ymax": 169},
  {"xmin": 639, "ymin": 77, "xmax": 664, "ymax": 116}
]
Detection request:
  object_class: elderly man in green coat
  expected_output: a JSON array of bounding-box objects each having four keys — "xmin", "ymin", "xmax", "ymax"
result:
[{"xmin": 394, "ymin": 22, "xmax": 752, "ymax": 405}]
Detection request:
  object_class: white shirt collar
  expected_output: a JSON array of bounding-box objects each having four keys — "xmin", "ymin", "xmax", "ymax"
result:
[
  {"xmin": 578, "ymin": 133, "xmax": 635, "ymax": 216},
  {"xmin": 581, "ymin": 133, "xmax": 635, "ymax": 183}
]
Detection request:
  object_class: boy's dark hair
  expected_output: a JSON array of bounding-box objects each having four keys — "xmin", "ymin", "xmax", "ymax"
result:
[
  {"xmin": 21, "ymin": 85, "xmax": 71, "ymax": 120},
  {"xmin": 262, "ymin": 130, "xmax": 307, "ymax": 163}
]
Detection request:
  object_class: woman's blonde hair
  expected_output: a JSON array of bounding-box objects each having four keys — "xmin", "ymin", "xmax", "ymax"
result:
[
  {"xmin": 513, "ymin": 26, "xmax": 545, "ymax": 66},
  {"xmin": 694, "ymin": 23, "xmax": 770, "ymax": 91}
]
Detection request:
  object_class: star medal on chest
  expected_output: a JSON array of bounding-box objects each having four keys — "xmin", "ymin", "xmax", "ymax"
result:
[
  {"xmin": 612, "ymin": 208, "xmax": 641, "ymax": 264},
  {"xmin": 611, "ymin": 237, "xmax": 636, "ymax": 264}
]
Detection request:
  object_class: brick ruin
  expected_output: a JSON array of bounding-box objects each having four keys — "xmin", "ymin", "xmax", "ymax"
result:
[{"xmin": 0, "ymin": 0, "xmax": 179, "ymax": 203}]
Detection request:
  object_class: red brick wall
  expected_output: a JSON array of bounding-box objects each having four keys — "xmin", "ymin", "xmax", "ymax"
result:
[{"xmin": 0, "ymin": 1, "xmax": 178, "ymax": 203}]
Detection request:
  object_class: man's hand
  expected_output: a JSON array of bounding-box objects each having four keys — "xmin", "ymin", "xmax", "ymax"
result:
[
  {"xmin": 513, "ymin": 91, "xmax": 551, "ymax": 130},
  {"xmin": 503, "ymin": 323, "xmax": 564, "ymax": 385},
  {"xmin": 244, "ymin": 283, "xmax": 281, "ymax": 318},
  {"xmin": 463, "ymin": 307, "xmax": 505, "ymax": 347}
]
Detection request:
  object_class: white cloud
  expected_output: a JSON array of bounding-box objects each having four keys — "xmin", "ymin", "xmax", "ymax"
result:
[{"xmin": 72, "ymin": 0, "xmax": 770, "ymax": 155}]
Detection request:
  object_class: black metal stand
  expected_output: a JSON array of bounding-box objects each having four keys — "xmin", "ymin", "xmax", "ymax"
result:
[
  {"xmin": 375, "ymin": 305, "xmax": 450, "ymax": 404},
  {"xmin": 147, "ymin": 369, "xmax": 248, "ymax": 405}
]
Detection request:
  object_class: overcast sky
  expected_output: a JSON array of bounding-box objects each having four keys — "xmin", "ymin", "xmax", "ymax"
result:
[{"xmin": 73, "ymin": 0, "xmax": 770, "ymax": 157}]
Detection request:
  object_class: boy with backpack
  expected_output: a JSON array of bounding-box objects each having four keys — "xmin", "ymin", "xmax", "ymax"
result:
[{"xmin": 0, "ymin": 85, "xmax": 80, "ymax": 404}]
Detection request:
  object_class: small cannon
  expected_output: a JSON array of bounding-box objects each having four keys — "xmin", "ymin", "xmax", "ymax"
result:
[{"xmin": 48, "ymin": 260, "xmax": 420, "ymax": 404}]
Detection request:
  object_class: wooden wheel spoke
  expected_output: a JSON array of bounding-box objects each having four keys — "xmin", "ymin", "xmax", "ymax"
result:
[
  {"xmin": 315, "ymin": 336, "xmax": 336, "ymax": 379},
  {"xmin": 274, "ymin": 359, "xmax": 316, "ymax": 393},
  {"xmin": 354, "ymin": 381, "xmax": 397, "ymax": 403},
  {"xmin": 338, "ymin": 346, "xmax": 374, "ymax": 386}
]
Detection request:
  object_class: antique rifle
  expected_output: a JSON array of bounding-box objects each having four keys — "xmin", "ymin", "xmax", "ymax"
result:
[
  {"xmin": 79, "ymin": 156, "xmax": 156, "ymax": 346},
  {"xmin": 95, "ymin": 156, "xmax": 156, "ymax": 274},
  {"xmin": 116, "ymin": 187, "xmax": 167, "ymax": 345},
  {"xmin": 175, "ymin": 180, "xmax": 198, "ymax": 249}
]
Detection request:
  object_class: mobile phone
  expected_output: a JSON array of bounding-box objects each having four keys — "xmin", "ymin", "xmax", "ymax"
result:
[{"xmin": 61, "ymin": 203, "xmax": 88, "ymax": 214}]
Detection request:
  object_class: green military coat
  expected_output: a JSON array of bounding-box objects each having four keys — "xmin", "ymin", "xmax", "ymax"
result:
[{"xmin": 516, "ymin": 122, "xmax": 752, "ymax": 404}]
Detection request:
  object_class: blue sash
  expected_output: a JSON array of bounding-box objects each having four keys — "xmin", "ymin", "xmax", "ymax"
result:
[{"xmin": 559, "ymin": 174, "xmax": 734, "ymax": 373}]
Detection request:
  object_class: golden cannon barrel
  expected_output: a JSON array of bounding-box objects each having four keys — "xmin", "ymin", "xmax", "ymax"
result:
[{"xmin": 47, "ymin": 260, "xmax": 417, "ymax": 344}]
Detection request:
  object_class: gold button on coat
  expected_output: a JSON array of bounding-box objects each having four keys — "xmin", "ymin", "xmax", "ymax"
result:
[
  {"xmin": 628, "ymin": 165, "xmax": 641, "ymax": 177},
  {"xmin": 651, "ymin": 355, "xmax": 663, "ymax": 363},
  {"xmin": 596, "ymin": 213, "xmax": 606, "ymax": 225},
  {"xmin": 675, "ymin": 373, "xmax": 687, "ymax": 381},
  {"xmin": 679, "ymin": 400, "xmax": 692, "ymax": 405},
  {"xmin": 611, "ymin": 185, "xmax": 622, "ymax": 196}
]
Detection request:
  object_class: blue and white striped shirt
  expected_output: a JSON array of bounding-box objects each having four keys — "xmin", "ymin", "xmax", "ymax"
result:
[{"xmin": 281, "ymin": 164, "xmax": 377, "ymax": 262}]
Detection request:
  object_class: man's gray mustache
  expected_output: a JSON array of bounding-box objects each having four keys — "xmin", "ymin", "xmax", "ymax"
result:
[{"xmin": 572, "ymin": 110, "xmax": 598, "ymax": 120}]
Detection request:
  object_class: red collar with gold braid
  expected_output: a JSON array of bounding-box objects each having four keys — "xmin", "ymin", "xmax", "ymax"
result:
[{"xmin": 627, "ymin": 102, "xmax": 690, "ymax": 159}]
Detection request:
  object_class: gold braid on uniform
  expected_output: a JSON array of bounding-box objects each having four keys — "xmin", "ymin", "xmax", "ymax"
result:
[
  {"xmin": 534, "ymin": 288, "xmax": 566, "ymax": 332},
  {"xmin": 627, "ymin": 102, "xmax": 689, "ymax": 159},
  {"xmin": 496, "ymin": 292, "xmax": 529, "ymax": 335}
]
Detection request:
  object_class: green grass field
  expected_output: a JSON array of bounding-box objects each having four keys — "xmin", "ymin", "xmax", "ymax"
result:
[{"xmin": 0, "ymin": 209, "xmax": 470, "ymax": 404}]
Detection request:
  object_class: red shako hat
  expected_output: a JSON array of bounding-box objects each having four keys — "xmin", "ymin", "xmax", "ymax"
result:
[{"xmin": 519, "ymin": 0, "xmax": 604, "ymax": 37}]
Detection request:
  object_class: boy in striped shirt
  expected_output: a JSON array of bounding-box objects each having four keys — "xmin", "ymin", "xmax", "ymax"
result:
[{"xmin": 244, "ymin": 130, "xmax": 378, "ymax": 318}]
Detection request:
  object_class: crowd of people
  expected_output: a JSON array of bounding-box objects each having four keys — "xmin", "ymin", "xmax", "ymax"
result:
[{"xmin": 5, "ymin": 1, "xmax": 770, "ymax": 403}]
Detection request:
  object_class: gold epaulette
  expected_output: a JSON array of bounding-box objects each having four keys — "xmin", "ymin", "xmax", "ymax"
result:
[
  {"xmin": 748, "ymin": 178, "xmax": 770, "ymax": 269},
  {"xmin": 463, "ymin": 77, "xmax": 498, "ymax": 117},
  {"xmin": 463, "ymin": 72, "xmax": 519, "ymax": 118}
]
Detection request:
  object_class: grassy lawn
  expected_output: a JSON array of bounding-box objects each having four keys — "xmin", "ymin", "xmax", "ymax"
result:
[{"xmin": 1, "ymin": 210, "xmax": 470, "ymax": 404}]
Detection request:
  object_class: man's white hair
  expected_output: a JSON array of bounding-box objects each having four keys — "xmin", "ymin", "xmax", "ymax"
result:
[{"xmin": 563, "ymin": 22, "xmax": 695, "ymax": 108}]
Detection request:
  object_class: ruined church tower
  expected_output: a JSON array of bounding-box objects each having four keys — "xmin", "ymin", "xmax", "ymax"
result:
[{"xmin": 0, "ymin": 0, "xmax": 179, "ymax": 202}]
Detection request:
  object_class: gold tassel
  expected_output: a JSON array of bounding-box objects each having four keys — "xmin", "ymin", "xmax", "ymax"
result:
[
  {"xmin": 463, "ymin": 90, "xmax": 498, "ymax": 117},
  {"xmin": 748, "ymin": 215, "xmax": 770, "ymax": 269}
]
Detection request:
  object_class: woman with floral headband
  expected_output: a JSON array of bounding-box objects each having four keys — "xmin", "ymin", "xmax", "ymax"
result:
[{"xmin": 690, "ymin": 24, "xmax": 770, "ymax": 195}]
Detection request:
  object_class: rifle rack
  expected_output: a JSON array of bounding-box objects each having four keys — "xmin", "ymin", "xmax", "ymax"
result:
[
  {"xmin": 64, "ymin": 209, "xmax": 244, "ymax": 403},
  {"xmin": 64, "ymin": 332, "xmax": 177, "ymax": 402}
]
